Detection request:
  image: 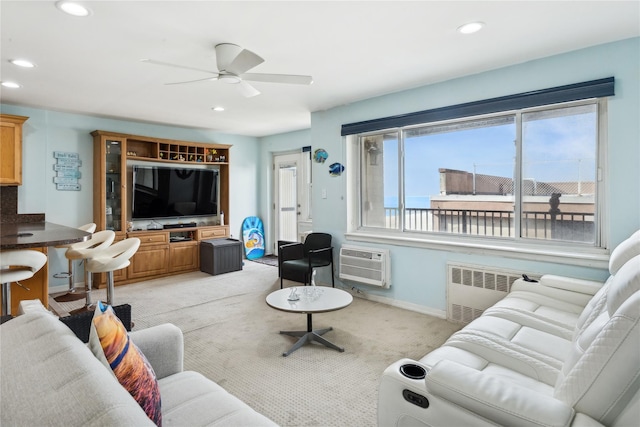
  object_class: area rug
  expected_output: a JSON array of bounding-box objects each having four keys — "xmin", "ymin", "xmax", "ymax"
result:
[
  {"xmin": 249, "ymin": 254, "xmax": 279, "ymax": 267},
  {"xmin": 54, "ymin": 262, "xmax": 460, "ymax": 426}
]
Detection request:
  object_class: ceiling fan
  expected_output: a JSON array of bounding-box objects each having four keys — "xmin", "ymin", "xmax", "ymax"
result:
[{"xmin": 141, "ymin": 43, "xmax": 313, "ymax": 98}]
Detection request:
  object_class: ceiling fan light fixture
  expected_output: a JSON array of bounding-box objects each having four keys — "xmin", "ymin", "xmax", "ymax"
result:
[
  {"xmin": 212, "ymin": 106, "xmax": 225, "ymax": 112},
  {"xmin": 218, "ymin": 74, "xmax": 241, "ymax": 84},
  {"xmin": 10, "ymin": 59, "xmax": 36, "ymax": 68},
  {"xmin": 457, "ymin": 21, "xmax": 485, "ymax": 34},
  {"xmin": 56, "ymin": 1, "xmax": 91, "ymax": 17}
]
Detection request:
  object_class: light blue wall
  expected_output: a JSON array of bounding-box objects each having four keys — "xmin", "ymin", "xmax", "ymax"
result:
[
  {"xmin": 0, "ymin": 105, "xmax": 259, "ymax": 285},
  {"xmin": 305, "ymin": 38, "xmax": 640, "ymax": 312},
  {"xmin": 3, "ymin": 37, "xmax": 638, "ymax": 312}
]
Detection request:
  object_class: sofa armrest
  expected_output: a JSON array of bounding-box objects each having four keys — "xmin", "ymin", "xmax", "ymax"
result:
[
  {"xmin": 510, "ymin": 275, "xmax": 604, "ymax": 308},
  {"xmin": 129, "ymin": 323, "xmax": 184, "ymax": 379},
  {"xmin": 537, "ymin": 275, "xmax": 603, "ymax": 295},
  {"xmin": 426, "ymin": 360, "xmax": 575, "ymax": 427}
]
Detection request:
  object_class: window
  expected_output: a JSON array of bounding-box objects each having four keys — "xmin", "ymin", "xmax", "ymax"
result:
[{"xmin": 356, "ymin": 99, "xmax": 603, "ymax": 246}]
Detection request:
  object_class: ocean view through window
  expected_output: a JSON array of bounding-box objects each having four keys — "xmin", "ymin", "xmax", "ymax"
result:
[{"xmin": 358, "ymin": 99, "xmax": 603, "ymax": 246}]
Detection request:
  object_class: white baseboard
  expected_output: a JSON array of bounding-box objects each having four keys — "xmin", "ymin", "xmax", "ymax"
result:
[
  {"xmin": 356, "ymin": 292, "xmax": 447, "ymax": 319},
  {"xmin": 330, "ymin": 281, "xmax": 446, "ymax": 319}
]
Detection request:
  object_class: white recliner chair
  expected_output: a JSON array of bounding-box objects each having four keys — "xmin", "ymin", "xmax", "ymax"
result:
[
  {"xmin": 486, "ymin": 229, "xmax": 640, "ymax": 330},
  {"xmin": 421, "ymin": 229, "xmax": 640, "ymax": 379},
  {"xmin": 378, "ymin": 231, "xmax": 640, "ymax": 427}
]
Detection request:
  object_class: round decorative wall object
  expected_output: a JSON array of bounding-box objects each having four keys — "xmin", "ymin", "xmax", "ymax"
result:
[
  {"xmin": 329, "ymin": 162, "xmax": 345, "ymax": 177},
  {"xmin": 314, "ymin": 148, "xmax": 328, "ymax": 163}
]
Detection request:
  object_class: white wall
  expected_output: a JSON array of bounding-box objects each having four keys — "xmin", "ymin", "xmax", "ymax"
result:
[
  {"xmin": 0, "ymin": 105, "xmax": 259, "ymax": 286},
  {"xmin": 306, "ymin": 37, "xmax": 640, "ymax": 315}
]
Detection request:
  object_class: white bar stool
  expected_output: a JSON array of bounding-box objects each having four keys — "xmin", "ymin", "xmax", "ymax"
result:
[
  {"xmin": 85, "ymin": 238, "xmax": 140, "ymax": 306},
  {"xmin": 0, "ymin": 250, "xmax": 48, "ymax": 316},
  {"xmin": 53, "ymin": 223, "xmax": 97, "ymax": 302},
  {"xmin": 64, "ymin": 230, "xmax": 115, "ymax": 313}
]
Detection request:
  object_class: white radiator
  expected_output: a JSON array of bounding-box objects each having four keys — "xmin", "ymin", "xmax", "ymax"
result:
[
  {"xmin": 339, "ymin": 245, "xmax": 391, "ymax": 288},
  {"xmin": 447, "ymin": 263, "xmax": 538, "ymax": 324}
]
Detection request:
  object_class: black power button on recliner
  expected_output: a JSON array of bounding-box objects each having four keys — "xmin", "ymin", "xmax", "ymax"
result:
[{"xmin": 403, "ymin": 389, "xmax": 429, "ymax": 408}]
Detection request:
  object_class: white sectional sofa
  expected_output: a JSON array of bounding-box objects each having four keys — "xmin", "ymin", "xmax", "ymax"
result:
[
  {"xmin": 378, "ymin": 230, "xmax": 640, "ymax": 427},
  {"xmin": 0, "ymin": 307, "xmax": 277, "ymax": 426}
]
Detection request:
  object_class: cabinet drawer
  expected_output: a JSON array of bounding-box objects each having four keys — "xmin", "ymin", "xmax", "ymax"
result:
[
  {"xmin": 137, "ymin": 233, "xmax": 168, "ymax": 245},
  {"xmin": 198, "ymin": 227, "xmax": 229, "ymax": 240}
]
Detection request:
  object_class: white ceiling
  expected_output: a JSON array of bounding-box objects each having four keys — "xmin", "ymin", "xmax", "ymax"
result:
[{"xmin": 1, "ymin": 1, "xmax": 638, "ymax": 137}]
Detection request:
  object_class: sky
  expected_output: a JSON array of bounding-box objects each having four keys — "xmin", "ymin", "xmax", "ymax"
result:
[{"xmin": 382, "ymin": 106, "xmax": 597, "ymax": 207}]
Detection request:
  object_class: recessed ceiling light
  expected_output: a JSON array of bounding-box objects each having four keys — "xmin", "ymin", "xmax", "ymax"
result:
[
  {"xmin": 1, "ymin": 81, "xmax": 22, "ymax": 89},
  {"xmin": 10, "ymin": 59, "xmax": 36, "ymax": 68},
  {"xmin": 457, "ymin": 22, "xmax": 485, "ymax": 35},
  {"xmin": 56, "ymin": 1, "xmax": 91, "ymax": 17},
  {"xmin": 212, "ymin": 106, "xmax": 225, "ymax": 112}
]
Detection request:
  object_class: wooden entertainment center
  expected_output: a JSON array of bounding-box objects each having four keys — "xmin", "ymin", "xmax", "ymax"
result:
[{"xmin": 92, "ymin": 130, "xmax": 231, "ymax": 287}]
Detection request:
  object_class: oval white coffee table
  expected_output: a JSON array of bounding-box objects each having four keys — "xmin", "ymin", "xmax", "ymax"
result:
[{"xmin": 266, "ymin": 287, "xmax": 353, "ymax": 357}]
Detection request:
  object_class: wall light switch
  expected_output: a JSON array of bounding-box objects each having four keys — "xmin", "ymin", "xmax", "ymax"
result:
[{"xmin": 321, "ymin": 189, "xmax": 327, "ymax": 199}]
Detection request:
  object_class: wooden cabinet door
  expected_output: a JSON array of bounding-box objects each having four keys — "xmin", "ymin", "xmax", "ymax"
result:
[
  {"xmin": 170, "ymin": 241, "xmax": 199, "ymax": 272},
  {"xmin": 0, "ymin": 115, "xmax": 28, "ymax": 185},
  {"xmin": 128, "ymin": 244, "xmax": 169, "ymax": 279}
]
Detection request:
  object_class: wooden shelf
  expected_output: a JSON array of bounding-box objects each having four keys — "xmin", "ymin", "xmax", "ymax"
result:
[{"xmin": 113, "ymin": 134, "xmax": 230, "ymax": 165}]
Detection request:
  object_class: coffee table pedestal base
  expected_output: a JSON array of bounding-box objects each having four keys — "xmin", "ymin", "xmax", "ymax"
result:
[
  {"xmin": 280, "ymin": 327, "xmax": 344, "ymax": 357},
  {"xmin": 279, "ymin": 312, "xmax": 344, "ymax": 357}
]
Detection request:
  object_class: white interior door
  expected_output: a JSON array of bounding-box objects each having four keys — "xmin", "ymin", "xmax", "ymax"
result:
[{"xmin": 274, "ymin": 153, "xmax": 299, "ymax": 252}]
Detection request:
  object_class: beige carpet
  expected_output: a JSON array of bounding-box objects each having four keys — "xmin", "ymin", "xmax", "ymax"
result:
[{"xmin": 55, "ymin": 261, "xmax": 460, "ymax": 426}]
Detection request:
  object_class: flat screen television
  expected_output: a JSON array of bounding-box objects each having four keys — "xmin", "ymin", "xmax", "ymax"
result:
[{"xmin": 132, "ymin": 165, "xmax": 219, "ymax": 220}]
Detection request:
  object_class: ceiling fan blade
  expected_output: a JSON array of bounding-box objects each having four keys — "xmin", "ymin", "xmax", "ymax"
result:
[
  {"xmin": 238, "ymin": 80, "xmax": 261, "ymax": 98},
  {"xmin": 215, "ymin": 43, "xmax": 264, "ymax": 75},
  {"xmin": 241, "ymin": 73, "xmax": 313, "ymax": 85},
  {"xmin": 165, "ymin": 76, "xmax": 218, "ymax": 85},
  {"xmin": 141, "ymin": 58, "xmax": 217, "ymax": 75}
]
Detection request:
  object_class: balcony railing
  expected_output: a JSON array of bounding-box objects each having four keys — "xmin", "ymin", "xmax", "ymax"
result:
[{"xmin": 384, "ymin": 207, "xmax": 594, "ymax": 242}]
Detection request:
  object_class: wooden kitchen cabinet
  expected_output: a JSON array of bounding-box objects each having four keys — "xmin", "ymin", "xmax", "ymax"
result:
[{"xmin": 0, "ymin": 114, "xmax": 28, "ymax": 186}]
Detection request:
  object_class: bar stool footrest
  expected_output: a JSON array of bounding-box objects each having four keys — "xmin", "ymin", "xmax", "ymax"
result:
[{"xmin": 53, "ymin": 292, "xmax": 86, "ymax": 302}]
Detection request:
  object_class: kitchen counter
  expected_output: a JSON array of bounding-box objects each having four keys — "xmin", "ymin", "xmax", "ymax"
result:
[
  {"xmin": 0, "ymin": 222, "xmax": 91, "ymax": 250},
  {"xmin": 1, "ymin": 222, "xmax": 91, "ymax": 314}
]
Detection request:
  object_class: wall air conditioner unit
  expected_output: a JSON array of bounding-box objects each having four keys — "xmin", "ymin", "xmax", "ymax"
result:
[{"xmin": 339, "ymin": 245, "xmax": 390, "ymax": 288}]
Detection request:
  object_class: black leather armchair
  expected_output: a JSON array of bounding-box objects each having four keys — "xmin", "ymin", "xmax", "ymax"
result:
[{"xmin": 278, "ymin": 233, "xmax": 335, "ymax": 289}]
